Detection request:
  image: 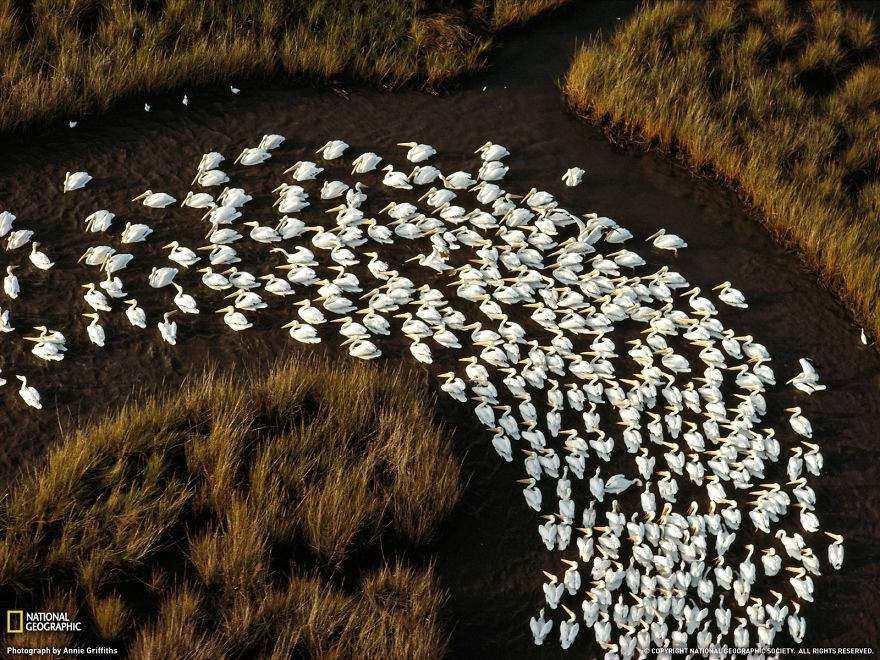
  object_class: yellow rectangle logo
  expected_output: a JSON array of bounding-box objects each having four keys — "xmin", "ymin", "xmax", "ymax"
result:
[{"xmin": 7, "ymin": 610, "xmax": 23, "ymax": 633}]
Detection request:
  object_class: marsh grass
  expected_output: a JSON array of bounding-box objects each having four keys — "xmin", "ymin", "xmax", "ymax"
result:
[
  {"xmin": 565, "ymin": 0, "xmax": 880, "ymax": 336},
  {"xmin": 0, "ymin": 358, "xmax": 459, "ymax": 657},
  {"xmin": 0, "ymin": 0, "xmax": 568, "ymax": 134}
]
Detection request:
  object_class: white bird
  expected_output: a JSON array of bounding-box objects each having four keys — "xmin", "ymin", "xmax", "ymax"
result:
[
  {"xmin": 148, "ymin": 266, "xmax": 178, "ymax": 288},
  {"xmin": 234, "ymin": 147, "xmax": 271, "ymax": 166},
  {"xmin": 398, "ymin": 141, "xmax": 436, "ymax": 162},
  {"xmin": 29, "ymin": 242, "xmax": 54, "ymax": 270},
  {"xmin": 121, "ymin": 222, "xmax": 153, "ymax": 244},
  {"xmin": 63, "ymin": 171, "xmax": 92, "ymax": 192},
  {"xmin": 646, "ymin": 228, "xmax": 687, "ymax": 254},
  {"xmin": 132, "ymin": 190, "xmax": 176, "ymax": 208},
  {"xmin": 216, "ymin": 305, "xmax": 251, "ymax": 331},
  {"xmin": 124, "ymin": 299, "xmax": 147, "ymax": 328},
  {"xmin": 475, "ymin": 141, "xmax": 510, "ymax": 161},
  {"xmin": 284, "ymin": 160, "xmax": 324, "ymax": 181},
  {"xmin": 84, "ymin": 209, "xmax": 115, "ymax": 232},
  {"xmin": 787, "ymin": 358, "xmax": 826, "ymax": 394},
  {"xmin": 3, "ymin": 266, "xmax": 19, "ymax": 298},
  {"xmin": 16, "ymin": 375, "xmax": 42, "ymax": 409},
  {"xmin": 0, "ymin": 211, "xmax": 14, "ymax": 238},
  {"xmin": 172, "ymin": 283, "xmax": 199, "ymax": 314},
  {"xmin": 713, "ymin": 280, "xmax": 748, "ymax": 308},
  {"xmin": 562, "ymin": 167, "xmax": 585, "ymax": 187},
  {"xmin": 351, "ymin": 152, "xmax": 382, "ymax": 174},
  {"xmin": 164, "ymin": 241, "xmax": 200, "ymax": 268},
  {"xmin": 193, "ymin": 169, "xmax": 229, "ymax": 187},
  {"xmin": 83, "ymin": 313, "xmax": 106, "ymax": 347},
  {"xmin": 157, "ymin": 311, "xmax": 178, "ymax": 345},
  {"xmin": 259, "ymin": 134, "xmax": 285, "ymax": 150},
  {"xmin": 785, "ymin": 407, "xmax": 813, "ymax": 438},
  {"xmin": 6, "ymin": 229, "xmax": 33, "ymax": 250},
  {"xmin": 315, "ymin": 140, "xmax": 349, "ymax": 160},
  {"xmin": 381, "ymin": 165, "xmax": 412, "ymax": 190},
  {"xmin": 283, "ymin": 319, "xmax": 320, "ymax": 344}
]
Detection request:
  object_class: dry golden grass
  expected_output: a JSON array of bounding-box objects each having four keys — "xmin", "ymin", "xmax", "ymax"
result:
[
  {"xmin": 0, "ymin": 0, "xmax": 568, "ymax": 134},
  {"xmin": 0, "ymin": 358, "xmax": 459, "ymax": 657},
  {"xmin": 565, "ymin": 0, "xmax": 880, "ymax": 336}
]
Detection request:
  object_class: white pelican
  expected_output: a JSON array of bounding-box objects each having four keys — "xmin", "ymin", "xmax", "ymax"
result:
[
  {"xmin": 259, "ymin": 134, "xmax": 284, "ymax": 150},
  {"xmin": 442, "ymin": 171, "xmax": 476, "ymax": 189},
  {"xmin": 198, "ymin": 267, "xmax": 231, "ymax": 290},
  {"xmin": 217, "ymin": 187, "xmax": 251, "ymax": 207},
  {"xmin": 478, "ymin": 160, "xmax": 508, "ymax": 181},
  {"xmin": 787, "ymin": 358, "xmax": 825, "ymax": 394},
  {"xmin": 16, "ymin": 375, "xmax": 42, "ymax": 409},
  {"xmin": 0, "ymin": 307, "xmax": 13, "ymax": 332},
  {"xmin": 63, "ymin": 171, "xmax": 92, "ymax": 192},
  {"xmin": 785, "ymin": 407, "xmax": 813, "ymax": 438},
  {"xmin": 164, "ymin": 241, "xmax": 200, "ymax": 267},
  {"xmin": 234, "ymin": 147, "xmax": 271, "ymax": 166},
  {"xmin": 244, "ymin": 221, "xmax": 280, "ymax": 243},
  {"xmin": 181, "ymin": 191, "xmax": 215, "ymax": 209},
  {"xmin": 85, "ymin": 209, "xmax": 115, "ymax": 232},
  {"xmin": 315, "ymin": 140, "xmax": 349, "ymax": 160},
  {"xmin": 284, "ymin": 160, "xmax": 324, "ymax": 181},
  {"xmin": 121, "ymin": 222, "xmax": 153, "ymax": 243},
  {"xmin": 475, "ymin": 141, "xmax": 510, "ymax": 161},
  {"xmin": 713, "ymin": 280, "xmax": 747, "ymax": 307},
  {"xmin": 283, "ymin": 319, "xmax": 320, "ymax": 343},
  {"xmin": 3, "ymin": 266, "xmax": 19, "ymax": 298},
  {"xmin": 197, "ymin": 152, "xmax": 224, "ymax": 172},
  {"xmin": 407, "ymin": 335, "xmax": 433, "ymax": 364},
  {"xmin": 82, "ymin": 283, "xmax": 112, "ymax": 311},
  {"xmin": 172, "ymin": 284, "xmax": 199, "ymax": 314},
  {"xmin": 157, "ymin": 311, "xmax": 178, "ymax": 344},
  {"xmin": 351, "ymin": 151, "xmax": 381, "ymax": 174},
  {"xmin": 562, "ymin": 167, "xmax": 585, "ymax": 187},
  {"xmin": 216, "ymin": 305, "xmax": 251, "ymax": 331},
  {"xmin": 0, "ymin": 210, "xmax": 14, "ymax": 237},
  {"xmin": 124, "ymin": 299, "xmax": 147, "ymax": 328},
  {"xmin": 104, "ymin": 252, "xmax": 133, "ymax": 275},
  {"xmin": 381, "ymin": 165, "xmax": 412, "ymax": 189},
  {"xmin": 295, "ymin": 299, "xmax": 326, "ymax": 325},
  {"xmin": 132, "ymin": 190, "xmax": 177, "ymax": 208},
  {"xmin": 397, "ymin": 141, "xmax": 436, "ymax": 162},
  {"xmin": 193, "ymin": 169, "xmax": 229, "ymax": 187},
  {"xmin": 83, "ymin": 313, "xmax": 106, "ymax": 347},
  {"xmin": 646, "ymin": 228, "xmax": 687, "ymax": 254},
  {"xmin": 343, "ymin": 337, "xmax": 381, "ymax": 360},
  {"xmin": 7, "ymin": 229, "xmax": 33, "ymax": 250},
  {"xmin": 148, "ymin": 266, "xmax": 178, "ymax": 288}
]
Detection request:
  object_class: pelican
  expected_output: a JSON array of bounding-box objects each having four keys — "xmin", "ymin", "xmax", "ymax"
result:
[
  {"xmin": 0, "ymin": 211, "xmax": 14, "ymax": 237},
  {"xmin": 132, "ymin": 190, "xmax": 177, "ymax": 208},
  {"xmin": 216, "ymin": 305, "xmax": 251, "ymax": 331},
  {"xmin": 351, "ymin": 151, "xmax": 382, "ymax": 174},
  {"xmin": 193, "ymin": 169, "xmax": 229, "ymax": 187},
  {"xmin": 259, "ymin": 134, "xmax": 285, "ymax": 150},
  {"xmin": 197, "ymin": 152, "xmax": 224, "ymax": 172},
  {"xmin": 785, "ymin": 407, "xmax": 813, "ymax": 438},
  {"xmin": 164, "ymin": 241, "xmax": 200, "ymax": 267},
  {"xmin": 283, "ymin": 319, "xmax": 320, "ymax": 343},
  {"xmin": 562, "ymin": 167, "xmax": 585, "ymax": 187},
  {"xmin": 83, "ymin": 313, "xmax": 106, "ymax": 347},
  {"xmin": 121, "ymin": 222, "xmax": 153, "ymax": 244},
  {"xmin": 787, "ymin": 358, "xmax": 825, "ymax": 394},
  {"xmin": 6, "ymin": 229, "xmax": 33, "ymax": 250},
  {"xmin": 397, "ymin": 141, "xmax": 436, "ymax": 162},
  {"xmin": 148, "ymin": 266, "xmax": 178, "ymax": 288},
  {"xmin": 315, "ymin": 140, "xmax": 349, "ymax": 160},
  {"xmin": 26, "ymin": 242, "xmax": 54, "ymax": 270},
  {"xmin": 475, "ymin": 142, "xmax": 510, "ymax": 161},
  {"xmin": 3, "ymin": 266, "xmax": 19, "ymax": 298},
  {"xmin": 713, "ymin": 280, "xmax": 748, "ymax": 308},
  {"xmin": 63, "ymin": 171, "xmax": 92, "ymax": 192},
  {"xmin": 342, "ymin": 336, "xmax": 381, "ymax": 360},
  {"xmin": 157, "ymin": 311, "xmax": 178, "ymax": 344},
  {"xmin": 284, "ymin": 160, "xmax": 324, "ymax": 181},
  {"xmin": 124, "ymin": 299, "xmax": 147, "ymax": 328},
  {"xmin": 381, "ymin": 165, "xmax": 412, "ymax": 189},
  {"xmin": 84, "ymin": 209, "xmax": 115, "ymax": 232},
  {"xmin": 16, "ymin": 375, "xmax": 42, "ymax": 409},
  {"xmin": 172, "ymin": 283, "xmax": 199, "ymax": 314},
  {"xmin": 234, "ymin": 147, "xmax": 271, "ymax": 166},
  {"xmin": 646, "ymin": 228, "xmax": 687, "ymax": 254},
  {"xmin": 181, "ymin": 192, "xmax": 215, "ymax": 209},
  {"xmin": 82, "ymin": 283, "xmax": 111, "ymax": 312},
  {"xmin": 442, "ymin": 171, "xmax": 476, "ymax": 189}
]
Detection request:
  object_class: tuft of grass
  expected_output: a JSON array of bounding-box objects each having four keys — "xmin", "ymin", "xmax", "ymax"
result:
[
  {"xmin": 0, "ymin": 358, "xmax": 460, "ymax": 657},
  {"xmin": 0, "ymin": 0, "xmax": 567, "ymax": 134},
  {"xmin": 564, "ymin": 0, "xmax": 880, "ymax": 337}
]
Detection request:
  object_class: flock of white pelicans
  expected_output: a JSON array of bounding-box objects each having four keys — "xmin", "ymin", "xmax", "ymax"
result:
[{"xmin": 0, "ymin": 132, "xmax": 847, "ymax": 657}]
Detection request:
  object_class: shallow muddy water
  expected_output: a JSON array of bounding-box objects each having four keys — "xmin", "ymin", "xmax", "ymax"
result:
[{"xmin": 0, "ymin": 1, "xmax": 878, "ymax": 655}]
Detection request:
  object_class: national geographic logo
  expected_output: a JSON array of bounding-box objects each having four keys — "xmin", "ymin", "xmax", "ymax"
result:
[
  {"xmin": 6, "ymin": 610, "xmax": 82, "ymax": 633},
  {"xmin": 6, "ymin": 610, "xmax": 23, "ymax": 634}
]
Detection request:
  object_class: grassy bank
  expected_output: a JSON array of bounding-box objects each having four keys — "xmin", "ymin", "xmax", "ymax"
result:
[
  {"xmin": 0, "ymin": 0, "xmax": 568, "ymax": 135},
  {"xmin": 564, "ymin": 0, "xmax": 880, "ymax": 336},
  {"xmin": 0, "ymin": 359, "xmax": 460, "ymax": 657}
]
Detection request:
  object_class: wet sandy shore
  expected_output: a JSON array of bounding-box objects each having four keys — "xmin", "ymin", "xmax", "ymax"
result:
[{"xmin": 0, "ymin": 1, "xmax": 878, "ymax": 655}]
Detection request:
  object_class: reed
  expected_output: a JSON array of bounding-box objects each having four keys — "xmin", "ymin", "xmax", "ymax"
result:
[
  {"xmin": 0, "ymin": 358, "xmax": 459, "ymax": 657},
  {"xmin": 0, "ymin": 0, "xmax": 567, "ymax": 134},
  {"xmin": 564, "ymin": 0, "xmax": 880, "ymax": 336}
]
